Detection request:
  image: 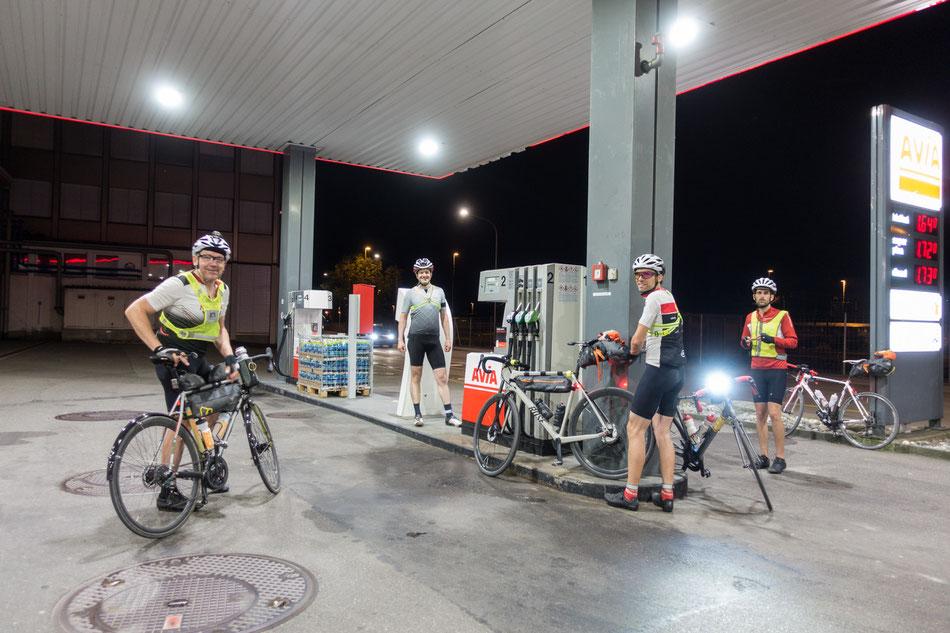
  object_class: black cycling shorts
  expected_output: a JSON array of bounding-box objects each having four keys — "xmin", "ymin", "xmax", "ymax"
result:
[
  {"xmin": 156, "ymin": 355, "xmax": 211, "ymax": 412},
  {"xmin": 630, "ymin": 365, "xmax": 686, "ymax": 419},
  {"xmin": 407, "ymin": 334, "xmax": 446, "ymax": 370},
  {"xmin": 750, "ymin": 368, "xmax": 786, "ymax": 404}
]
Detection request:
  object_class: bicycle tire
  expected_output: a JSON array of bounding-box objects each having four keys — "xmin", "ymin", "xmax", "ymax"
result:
[
  {"xmin": 246, "ymin": 402, "xmax": 281, "ymax": 493},
  {"xmin": 735, "ymin": 421, "xmax": 773, "ymax": 511},
  {"xmin": 568, "ymin": 387, "xmax": 641, "ymax": 479},
  {"xmin": 781, "ymin": 388, "xmax": 805, "ymax": 437},
  {"xmin": 837, "ymin": 392, "xmax": 900, "ymax": 450},
  {"xmin": 108, "ymin": 415, "xmax": 201, "ymax": 538},
  {"xmin": 473, "ymin": 391, "xmax": 521, "ymax": 476}
]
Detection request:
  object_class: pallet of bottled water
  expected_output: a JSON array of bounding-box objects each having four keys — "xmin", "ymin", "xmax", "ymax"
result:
[{"xmin": 297, "ymin": 335, "xmax": 372, "ymax": 397}]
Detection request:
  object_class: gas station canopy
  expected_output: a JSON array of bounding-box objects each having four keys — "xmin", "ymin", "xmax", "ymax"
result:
[{"xmin": 0, "ymin": 0, "xmax": 938, "ymax": 178}]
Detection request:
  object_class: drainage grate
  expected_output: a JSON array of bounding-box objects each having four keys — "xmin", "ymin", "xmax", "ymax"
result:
[
  {"xmin": 61, "ymin": 470, "xmax": 112, "ymax": 497},
  {"xmin": 55, "ymin": 411, "xmax": 145, "ymax": 422},
  {"xmin": 54, "ymin": 554, "xmax": 317, "ymax": 633},
  {"xmin": 266, "ymin": 411, "xmax": 315, "ymax": 419}
]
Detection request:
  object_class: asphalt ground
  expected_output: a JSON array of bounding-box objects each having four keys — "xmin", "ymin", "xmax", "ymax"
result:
[{"xmin": 3, "ymin": 341, "xmax": 950, "ymax": 633}]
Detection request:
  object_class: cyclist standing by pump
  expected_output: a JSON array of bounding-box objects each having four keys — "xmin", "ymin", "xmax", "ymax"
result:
[
  {"xmin": 397, "ymin": 258, "xmax": 461, "ymax": 428},
  {"xmin": 740, "ymin": 277, "xmax": 798, "ymax": 474},
  {"xmin": 605, "ymin": 254, "xmax": 686, "ymax": 513},
  {"xmin": 125, "ymin": 231, "xmax": 239, "ymax": 509}
]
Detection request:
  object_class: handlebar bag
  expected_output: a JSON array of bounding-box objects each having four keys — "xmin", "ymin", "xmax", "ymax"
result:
[{"xmin": 512, "ymin": 375, "xmax": 573, "ymax": 393}]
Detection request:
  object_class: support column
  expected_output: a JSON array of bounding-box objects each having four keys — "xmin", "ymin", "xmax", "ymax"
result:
[
  {"xmin": 585, "ymin": 0, "xmax": 677, "ymax": 362},
  {"xmin": 278, "ymin": 145, "xmax": 316, "ymax": 348}
]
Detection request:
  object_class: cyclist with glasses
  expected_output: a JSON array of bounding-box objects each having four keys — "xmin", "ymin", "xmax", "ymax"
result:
[
  {"xmin": 740, "ymin": 277, "xmax": 798, "ymax": 474},
  {"xmin": 397, "ymin": 258, "xmax": 461, "ymax": 428},
  {"xmin": 125, "ymin": 231, "xmax": 239, "ymax": 509},
  {"xmin": 605, "ymin": 254, "xmax": 686, "ymax": 512}
]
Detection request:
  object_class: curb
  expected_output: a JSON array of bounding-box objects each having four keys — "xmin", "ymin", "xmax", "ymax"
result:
[{"xmin": 260, "ymin": 381, "xmax": 685, "ymax": 501}]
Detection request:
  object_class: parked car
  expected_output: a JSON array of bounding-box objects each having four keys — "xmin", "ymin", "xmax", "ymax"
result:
[{"xmin": 370, "ymin": 323, "xmax": 398, "ymax": 348}]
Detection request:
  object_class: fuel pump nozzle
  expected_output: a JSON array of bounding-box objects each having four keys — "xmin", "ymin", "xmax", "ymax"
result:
[
  {"xmin": 523, "ymin": 302, "xmax": 541, "ymax": 370},
  {"xmin": 506, "ymin": 303, "xmax": 522, "ymax": 360}
]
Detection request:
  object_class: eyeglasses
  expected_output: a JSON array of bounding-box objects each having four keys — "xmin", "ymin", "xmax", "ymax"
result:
[
  {"xmin": 198, "ymin": 254, "xmax": 226, "ymax": 264},
  {"xmin": 634, "ymin": 270, "xmax": 656, "ymax": 279}
]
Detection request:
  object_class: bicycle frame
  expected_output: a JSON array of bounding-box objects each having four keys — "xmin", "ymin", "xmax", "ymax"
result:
[{"xmin": 786, "ymin": 368, "xmax": 860, "ymax": 419}]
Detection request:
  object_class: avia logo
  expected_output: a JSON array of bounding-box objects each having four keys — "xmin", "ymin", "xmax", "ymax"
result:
[
  {"xmin": 900, "ymin": 135, "xmax": 941, "ymax": 170},
  {"xmin": 470, "ymin": 367, "xmax": 498, "ymax": 385}
]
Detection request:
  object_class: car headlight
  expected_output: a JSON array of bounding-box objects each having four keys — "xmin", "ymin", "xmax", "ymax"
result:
[
  {"xmin": 705, "ymin": 371, "xmax": 732, "ymax": 397},
  {"xmin": 370, "ymin": 333, "xmax": 378, "ymax": 340},
  {"xmin": 386, "ymin": 333, "xmax": 395, "ymax": 340}
]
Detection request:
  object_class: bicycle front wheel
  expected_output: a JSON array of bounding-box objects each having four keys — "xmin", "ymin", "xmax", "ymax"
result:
[
  {"xmin": 837, "ymin": 392, "xmax": 900, "ymax": 450},
  {"xmin": 246, "ymin": 402, "xmax": 281, "ymax": 493},
  {"xmin": 473, "ymin": 392, "xmax": 521, "ymax": 476},
  {"xmin": 568, "ymin": 387, "xmax": 642, "ymax": 480},
  {"xmin": 734, "ymin": 421, "xmax": 773, "ymax": 512},
  {"xmin": 108, "ymin": 416, "xmax": 201, "ymax": 538},
  {"xmin": 782, "ymin": 388, "xmax": 805, "ymax": 437}
]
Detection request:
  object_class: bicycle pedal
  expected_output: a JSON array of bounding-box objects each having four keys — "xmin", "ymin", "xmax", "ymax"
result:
[{"xmin": 552, "ymin": 459, "xmax": 563, "ymax": 467}]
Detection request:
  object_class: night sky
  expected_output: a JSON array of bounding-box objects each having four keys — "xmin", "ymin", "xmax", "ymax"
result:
[{"xmin": 312, "ymin": 2, "xmax": 950, "ymax": 318}]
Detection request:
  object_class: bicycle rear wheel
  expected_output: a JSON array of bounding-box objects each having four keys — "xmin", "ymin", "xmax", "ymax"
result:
[
  {"xmin": 781, "ymin": 388, "xmax": 805, "ymax": 437},
  {"xmin": 246, "ymin": 402, "xmax": 281, "ymax": 493},
  {"xmin": 837, "ymin": 392, "xmax": 900, "ymax": 450},
  {"xmin": 568, "ymin": 387, "xmax": 641, "ymax": 479},
  {"xmin": 108, "ymin": 416, "xmax": 201, "ymax": 538},
  {"xmin": 473, "ymin": 392, "xmax": 521, "ymax": 476},
  {"xmin": 734, "ymin": 421, "xmax": 773, "ymax": 512}
]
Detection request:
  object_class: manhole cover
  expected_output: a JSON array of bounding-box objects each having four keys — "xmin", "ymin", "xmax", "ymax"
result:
[
  {"xmin": 61, "ymin": 470, "xmax": 111, "ymax": 497},
  {"xmin": 54, "ymin": 554, "xmax": 317, "ymax": 633},
  {"xmin": 55, "ymin": 411, "xmax": 145, "ymax": 422},
  {"xmin": 266, "ymin": 411, "xmax": 315, "ymax": 419}
]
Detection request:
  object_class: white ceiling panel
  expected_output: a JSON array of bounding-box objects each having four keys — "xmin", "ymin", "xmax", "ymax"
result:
[{"xmin": 0, "ymin": 0, "xmax": 940, "ymax": 177}]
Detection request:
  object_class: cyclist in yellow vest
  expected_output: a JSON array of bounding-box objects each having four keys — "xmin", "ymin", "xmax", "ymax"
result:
[
  {"xmin": 740, "ymin": 277, "xmax": 798, "ymax": 474},
  {"xmin": 125, "ymin": 231, "xmax": 239, "ymax": 509}
]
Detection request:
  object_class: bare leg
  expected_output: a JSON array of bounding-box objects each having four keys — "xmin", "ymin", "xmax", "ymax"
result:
[
  {"xmin": 652, "ymin": 413, "xmax": 675, "ymax": 484},
  {"xmin": 624, "ymin": 411, "xmax": 654, "ymax": 487},
  {"xmin": 432, "ymin": 367, "xmax": 452, "ymax": 407},
  {"xmin": 768, "ymin": 401, "xmax": 785, "ymax": 459},
  {"xmin": 409, "ymin": 366, "xmax": 423, "ymax": 404},
  {"xmin": 754, "ymin": 401, "xmax": 770, "ymax": 456}
]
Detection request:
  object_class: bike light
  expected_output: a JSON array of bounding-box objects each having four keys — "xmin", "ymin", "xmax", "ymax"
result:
[{"xmin": 705, "ymin": 372, "xmax": 732, "ymax": 396}]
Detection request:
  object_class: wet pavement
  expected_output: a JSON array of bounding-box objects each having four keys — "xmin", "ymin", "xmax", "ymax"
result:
[{"xmin": 3, "ymin": 341, "xmax": 950, "ymax": 632}]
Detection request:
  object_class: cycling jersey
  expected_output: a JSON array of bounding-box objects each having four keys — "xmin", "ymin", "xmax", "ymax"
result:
[
  {"xmin": 145, "ymin": 270, "xmax": 230, "ymax": 354},
  {"xmin": 400, "ymin": 285, "xmax": 446, "ymax": 336},
  {"xmin": 740, "ymin": 307, "xmax": 798, "ymax": 370},
  {"xmin": 638, "ymin": 287, "xmax": 686, "ymax": 368}
]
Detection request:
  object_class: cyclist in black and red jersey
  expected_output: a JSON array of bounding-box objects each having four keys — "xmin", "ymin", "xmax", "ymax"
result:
[
  {"xmin": 740, "ymin": 277, "xmax": 798, "ymax": 474},
  {"xmin": 605, "ymin": 254, "xmax": 686, "ymax": 513}
]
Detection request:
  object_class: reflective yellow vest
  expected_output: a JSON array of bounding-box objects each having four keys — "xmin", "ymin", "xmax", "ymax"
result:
[
  {"xmin": 750, "ymin": 310, "xmax": 788, "ymax": 360},
  {"xmin": 409, "ymin": 286, "xmax": 440, "ymax": 312},
  {"xmin": 158, "ymin": 271, "xmax": 227, "ymax": 342}
]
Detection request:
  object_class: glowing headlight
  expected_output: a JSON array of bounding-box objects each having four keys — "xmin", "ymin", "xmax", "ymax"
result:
[
  {"xmin": 386, "ymin": 333, "xmax": 395, "ymax": 340},
  {"xmin": 370, "ymin": 333, "xmax": 378, "ymax": 340},
  {"xmin": 705, "ymin": 372, "xmax": 731, "ymax": 396}
]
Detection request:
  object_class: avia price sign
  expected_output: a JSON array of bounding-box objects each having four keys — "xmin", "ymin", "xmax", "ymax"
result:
[{"xmin": 871, "ymin": 105, "xmax": 944, "ymax": 425}]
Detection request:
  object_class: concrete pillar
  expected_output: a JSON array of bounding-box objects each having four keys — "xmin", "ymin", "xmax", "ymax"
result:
[{"xmin": 277, "ymin": 145, "xmax": 316, "ymax": 348}]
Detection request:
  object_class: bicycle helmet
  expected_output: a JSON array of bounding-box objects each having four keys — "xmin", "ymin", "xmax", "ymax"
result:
[
  {"xmin": 632, "ymin": 253, "xmax": 665, "ymax": 275},
  {"xmin": 751, "ymin": 277, "xmax": 777, "ymax": 293},
  {"xmin": 192, "ymin": 231, "xmax": 231, "ymax": 261},
  {"xmin": 413, "ymin": 257, "xmax": 434, "ymax": 271}
]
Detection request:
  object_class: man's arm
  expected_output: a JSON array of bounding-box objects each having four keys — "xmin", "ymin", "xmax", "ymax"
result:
[
  {"xmin": 214, "ymin": 323, "xmax": 238, "ymax": 381},
  {"xmin": 775, "ymin": 314, "xmax": 799, "ymax": 350},
  {"xmin": 740, "ymin": 314, "xmax": 753, "ymax": 348},
  {"xmin": 441, "ymin": 309, "xmax": 452, "ymax": 352},
  {"xmin": 629, "ymin": 324, "xmax": 649, "ymax": 355},
  {"xmin": 397, "ymin": 313, "xmax": 408, "ymax": 352},
  {"xmin": 125, "ymin": 296, "xmax": 189, "ymax": 366}
]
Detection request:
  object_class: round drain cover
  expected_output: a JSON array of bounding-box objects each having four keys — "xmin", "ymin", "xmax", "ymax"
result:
[
  {"xmin": 55, "ymin": 554, "xmax": 317, "ymax": 633},
  {"xmin": 55, "ymin": 411, "xmax": 144, "ymax": 422},
  {"xmin": 61, "ymin": 470, "xmax": 111, "ymax": 496},
  {"xmin": 267, "ymin": 411, "xmax": 315, "ymax": 419}
]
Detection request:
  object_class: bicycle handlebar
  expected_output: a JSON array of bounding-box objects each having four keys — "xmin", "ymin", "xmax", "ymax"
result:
[
  {"xmin": 478, "ymin": 354, "xmax": 528, "ymax": 373},
  {"xmin": 786, "ymin": 362, "xmax": 817, "ymax": 377}
]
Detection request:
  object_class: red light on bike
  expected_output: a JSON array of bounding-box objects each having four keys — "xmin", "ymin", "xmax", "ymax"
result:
[{"xmin": 618, "ymin": 378, "xmax": 628, "ymax": 389}]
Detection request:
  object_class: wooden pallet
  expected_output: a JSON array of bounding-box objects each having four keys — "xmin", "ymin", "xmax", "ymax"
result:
[{"xmin": 297, "ymin": 381, "xmax": 371, "ymax": 398}]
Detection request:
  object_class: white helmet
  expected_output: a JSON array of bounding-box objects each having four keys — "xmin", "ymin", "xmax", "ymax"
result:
[
  {"xmin": 193, "ymin": 231, "xmax": 231, "ymax": 261},
  {"xmin": 751, "ymin": 277, "xmax": 777, "ymax": 293},
  {"xmin": 413, "ymin": 257, "xmax": 434, "ymax": 271},
  {"xmin": 632, "ymin": 253, "xmax": 665, "ymax": 275}
]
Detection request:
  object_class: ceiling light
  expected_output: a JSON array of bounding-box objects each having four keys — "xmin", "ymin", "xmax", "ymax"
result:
[
  {"xmin": 668, "ymin": 17, "xmax": 699, "ymax": 48},
  {"xmin": 418, "ymin": 138, "xmax": 439, "ymax": 157},
  {"xmin": 154, "ymin": 85, "xmax": 184, "ymax": 108}
]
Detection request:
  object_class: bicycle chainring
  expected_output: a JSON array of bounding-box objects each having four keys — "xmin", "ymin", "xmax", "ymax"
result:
[{"xmin": 205, "ymin": 455, "xmax": 229, "ymax": 491}]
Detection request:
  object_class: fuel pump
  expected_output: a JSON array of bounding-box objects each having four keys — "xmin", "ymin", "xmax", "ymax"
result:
[{"xmin": 286, "ymin": 289, "xmax": 332, "ymax": 379}]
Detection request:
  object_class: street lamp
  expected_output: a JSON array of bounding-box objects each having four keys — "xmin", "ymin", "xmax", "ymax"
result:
[
  {"xmin": 841, "ymin": 279, "xmax": 846, "ymax": 308},
  {"xmin": 459, "ymin": 206, "xmax": 500, "ymax": 342},
  {"xmin": 841, "ymin": 279, "xmax": 848, "ymax": 365},
  {"xmin": 768, "ymin": 269, "xmax": 773, "ymax": 277},
  {"xmin": 364, "ymin": 246, "xmax": 371, "ymax": 259},
  {"xmin": 373, "ymin": 253, "xmax": 380, "ymax": 260}
]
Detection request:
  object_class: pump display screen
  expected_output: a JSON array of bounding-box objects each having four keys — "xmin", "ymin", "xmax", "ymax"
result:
[
  {"xmin": 915, "ymin": 239, "xmax": 939, "ymax": 260},
  {"xmin": 916, "ymin": 213, "xmax": 939, "ymax": 234},
  {"xmin": 890, "ymin": 205, "xmax": 942, "ymax": 289},
  {"xmin": 915, "ymin": 265, "xmax": 939, "ymax": 286}
]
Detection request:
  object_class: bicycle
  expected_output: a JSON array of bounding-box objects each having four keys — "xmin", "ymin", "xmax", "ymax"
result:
[
  {"xmin": 779, "ymin": 360, "xmax": 900, "ymax": 450},
  {"xmin": 472, "ymin": 338, "xmax": 649, "ymax": 480},
  {"xmin": 657, "ymin": 373, "xmax": 773, "ymax": 512},
  {"xmin": 107, "ymin": 348, "xmax": 281, "ymax": 538}
]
